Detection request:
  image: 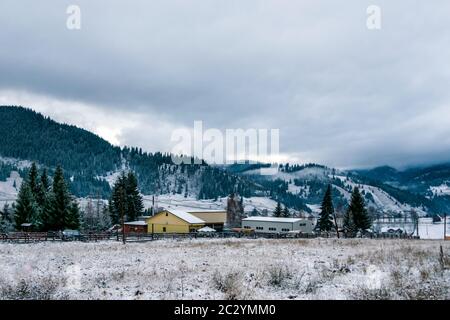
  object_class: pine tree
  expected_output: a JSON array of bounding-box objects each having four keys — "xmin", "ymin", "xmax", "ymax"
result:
[
  {"xmin": 14, "ymin": 182, "xmax": 39, "ymax": 230},
  {"xmin": 282, "ymin": 205, "xmax": 291, "ymax": 218},
  {"xmin": 273, "ymin": 201, "xmax": 283, "ymax": 217},
  {"xmin": 317, "ymin": 184, "xmax": 334, "ymax": 232},
  {"xmin": 344, "ymin": 187, "xmax": 371, "ymax": 237},
  {"xmin": 46, "ymin": 166, "xmax": 80, "ymax": 231},
  {"xmin": 36, "ymin": 168, "xmax": 50, "ymax": 208},
  {"xmin": 109, "ymin": 173, "xmax": 128, "ymax": 225},
  {"xmin": 109, "ymin": 171, "xmax": 143, "ymax": 224},
  {"xmin": 28, "ymin": 162, "xmax": 40, "ymax": 199},
  {"xmin": 39, "ymin": 192, "xmax": 55, "ymax": 231},
  {"xmin": 65, "ymin": 201, "xmax": 81, "ymax": 230},
  {"xmin": 126, "ymin": 172, "xmax": 144, "ymax": 221},
  {"xmin": 0, "ymin": 203, "xmax": 14, "ymax": 232}
]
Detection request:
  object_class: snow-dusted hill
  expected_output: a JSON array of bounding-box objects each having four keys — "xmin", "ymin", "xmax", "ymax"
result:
[{"xmin": 0, "ymin": 171, "xmax": 22, "ymax": 207}]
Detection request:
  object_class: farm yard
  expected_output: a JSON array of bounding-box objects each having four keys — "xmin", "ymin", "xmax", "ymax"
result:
[{"xmin": 0, "ymin": 238, "xmax": 448, "ymax": 300}]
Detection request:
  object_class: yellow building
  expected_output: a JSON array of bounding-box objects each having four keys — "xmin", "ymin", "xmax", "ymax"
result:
[
  {"xmin": 188, "ymin": 210, "xmax": 226, "ymax": 231},
  {"xmin": 145, "ymin": 209, "xmax": 205, "ymax": 233}
]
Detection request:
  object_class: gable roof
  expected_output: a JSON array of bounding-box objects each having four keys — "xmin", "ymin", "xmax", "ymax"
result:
[{"xmin": 164, "ymin": 209, "xmax": 205, "ymax": 224}]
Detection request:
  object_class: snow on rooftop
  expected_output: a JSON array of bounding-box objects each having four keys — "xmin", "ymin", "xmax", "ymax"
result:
[
  {"xmin": 124, "ymin": 221, "xmax": 147, "ymax": 226},
  {"xmin": 187, "ymin": 209, "xmax": 226, "ymax": 213},
  {"xmin": 242, "ymin": 216, "xmax": 304, "ymax": 223},
  {"xmin": 166, "ymin": 209, "xmax": 205, "ymax": 224}
]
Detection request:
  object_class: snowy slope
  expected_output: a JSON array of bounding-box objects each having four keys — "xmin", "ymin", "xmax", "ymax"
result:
[
  {"xmin": 429, "ymin": 183, "xmax": 450, "ymax": 197},
  {"xmin": 0, "ymin": 171, "xmax": 22, "ymax": 207},
  {"xmin": 332, "ymin": 175, "xmax": 427, "ymax": 215}
]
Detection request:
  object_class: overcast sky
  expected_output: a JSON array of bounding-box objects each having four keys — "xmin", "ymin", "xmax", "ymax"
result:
[{"xmin": 1, "ymin": 0, "xmax": 450, "ymax": 169}]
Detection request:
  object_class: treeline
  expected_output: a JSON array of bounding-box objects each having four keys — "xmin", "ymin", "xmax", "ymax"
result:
[
  {"xmin": 279, "ymin": 163, "xmax": 327, "ymax": 173},
  {"xmin": 0, "ymin": 106, "xmax": 122, "ymax": 177},
  {"xmin": 199, "ymin": 167, "xmax": 256, "ymax": 200}
]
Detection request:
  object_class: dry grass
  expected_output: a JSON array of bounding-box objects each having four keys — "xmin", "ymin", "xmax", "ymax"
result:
[{"xmin": 0, "ymin": 238, "xmax": 448, "ymax": 300}]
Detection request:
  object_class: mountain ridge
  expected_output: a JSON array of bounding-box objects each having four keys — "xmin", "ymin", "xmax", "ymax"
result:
[{"xmin": 1, "ymin": 105, "xmax": 449, "ymax": 216}]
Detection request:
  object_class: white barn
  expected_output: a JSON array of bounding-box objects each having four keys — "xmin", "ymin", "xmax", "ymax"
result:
[{"xmin": 241, "ymin": 217, "xmax": 314, "ymax": 234}]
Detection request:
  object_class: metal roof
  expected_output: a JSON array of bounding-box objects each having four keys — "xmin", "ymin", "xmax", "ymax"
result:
[
  {"xmin": 242, "ymin": 216, "xmax": 304, "ymax": 223},
  {"xmin": 165, "ymin": 209, "xmax": 205, "ymax": 224}
]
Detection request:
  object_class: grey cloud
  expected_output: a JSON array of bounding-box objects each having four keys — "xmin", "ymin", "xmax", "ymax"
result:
[{"xmin": 0, "ymin": 0, "xmax": 450, "ymax": 168}]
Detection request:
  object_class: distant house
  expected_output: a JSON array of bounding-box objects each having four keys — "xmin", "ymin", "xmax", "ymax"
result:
[
  {"xmin": 241, "ymin": 217, "xmax": 314, "ymax": 234},
  {"xmin": 188, "ymin": 210, "xmax": 226, "ymax": 232},
  {"xmin": 144, "ymin": 209, "xmax": 205, "ymax": 233},
  {"xmin": 124, "ymin": 221, "xmax": 148, "ymax": 233},
  {"xmin": 380, "ymin": 226, "xmax": 406, "ymax": 235}
]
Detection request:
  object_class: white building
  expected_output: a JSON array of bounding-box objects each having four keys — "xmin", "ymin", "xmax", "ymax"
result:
[{"xmin": 241, "ymin": 217, "xmax": 314, "ymax": 234}]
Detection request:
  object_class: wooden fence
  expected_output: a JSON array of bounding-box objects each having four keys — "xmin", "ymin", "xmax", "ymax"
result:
[{"xmin": 0, "ymin": 230, "xmax": 418, "ymax": 243}]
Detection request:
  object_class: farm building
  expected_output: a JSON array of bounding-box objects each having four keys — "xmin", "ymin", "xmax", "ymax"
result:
[
  {"xmin": 123, "ymin": 221, "xmax": 148, "ymax": 233},
  {"xmin": 241, "ymin": 217, "xmax": 314, "ymax": 234},
  {"xmin": 144, "ymin": 209, "xmax": 205, "ymax": 233},
  {"xmin": 188, "ymin": 210, "xmax": 226, "ymax": 232}
]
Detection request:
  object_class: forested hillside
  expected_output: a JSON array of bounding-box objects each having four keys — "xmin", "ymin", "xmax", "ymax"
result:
[{"xmin": 0, "ymin": 106, "xmax": 258, "ymax": 200}]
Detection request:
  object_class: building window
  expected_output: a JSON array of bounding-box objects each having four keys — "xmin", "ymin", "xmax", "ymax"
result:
[
  {"xmin": 268, "ymin": 227, "xmax": 277, "ymax": 231},
  {"xmin": 299, "ymin": 223, "xmax": 306, "ymax": 227},
  {"xmin": 256, "ymin": 226, "xmax": 264, "ymax": 230},
  {"xmin": 244, "ymin": 226, "xmax": 251, "ymax": 229},
  {"xmin": 163, "ymin": 227, "xmax": 166, "ymax": 232},
  {"xmin": 165, "ymin": 212, "xmax": 168, "ymax": 217},
  {"xmin": 281, "ymin": 228, "xmax": 290, "ymax": 232}
]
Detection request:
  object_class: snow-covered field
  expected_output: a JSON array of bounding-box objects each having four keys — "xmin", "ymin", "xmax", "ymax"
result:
[{"xmin": 0, "ymin": 238, "xmax": 448, "ymax": 300}]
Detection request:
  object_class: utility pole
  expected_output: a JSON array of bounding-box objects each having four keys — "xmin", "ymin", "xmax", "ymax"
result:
[
  {"xmin": 118, "ymin": 186, "xmax": 126, "ymax": 245},
  {"xmin": 444, "ymin": 212, "xmax": 447, "ymax": 240},
  {"xmin": 333, "ymin": 211, "xmax": 340, "ymax": 239}
]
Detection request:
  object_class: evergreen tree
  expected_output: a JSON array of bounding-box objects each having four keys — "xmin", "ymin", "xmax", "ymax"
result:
[
  {"xmin": 125, "ymin": 171, "xmax": 144, "ymax": 221},
  {"xmin": 0, "ymin": 203, "xmax": 14, "ymax": 232},
  {"xmin": 282, "ymin": 205, "xmax": 291, "ymax": 218},
  {"xmin": 273, "ymin": 201, "xmax": 283, "ymax": 217},
  {"xmin": 66, "ymin": 202, "xmax": 81, "ymax": 230},
  {"xmin": 14, "ymin": 182, "xmax": 39, "ymax": 229},
  {"xmin": 46, "ymin": 166, "xmax": 80, "ymax": 230},
  {"xmin": 28, "ymin": 162, "xmax": 40, "ymax": 199},
  {"xmin": 39, "ymin": 192, "xmax": 55, "ymax": 231},
  {"xmin": 109, "ymin": 171, "xmax": 143, "ymax": 223},
  {"xmin": 344, "ymin": 187, "xmax": 371, "ymax": 237},
  {"xmin": 317, "ymin": 184, "xmax": 335, "ymax": 232},
  {"xmin": 36, "ymin": 168, "xmax": 50, "ymax": 208},
  {"xmin": 109, "ymin": 173, "xmax": 128, "ymax": 225}
]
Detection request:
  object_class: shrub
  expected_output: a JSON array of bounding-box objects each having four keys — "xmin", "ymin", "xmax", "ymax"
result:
[
  {"xmin": 266, "ymin": 266, "xmax": 293, "ymax": 287},
  {"xmin": 0, "ymin": 276, "xmax": 61, "ymax": 300},
  {"xmin": 211, "ymin": 271, "xmax": 242, "ymax": 300}
]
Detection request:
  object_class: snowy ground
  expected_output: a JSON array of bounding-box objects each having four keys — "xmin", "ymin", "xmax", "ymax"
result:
[{"xmin": 0, "ymin": 238, "xmax": 448, "ymax": 300}]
